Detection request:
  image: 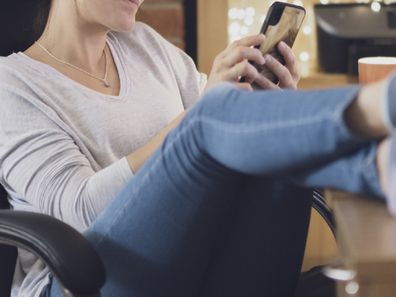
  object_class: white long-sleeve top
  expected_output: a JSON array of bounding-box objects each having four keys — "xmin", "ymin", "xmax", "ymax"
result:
[{"xmin": 0, "ymin": 22, "xmax": 206, "ymax": 297}]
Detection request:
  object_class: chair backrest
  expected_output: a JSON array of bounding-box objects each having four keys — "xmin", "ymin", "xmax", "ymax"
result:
[
  {"xmin": 0, "ymin": 4, "xmax": 49, "ymax": 294},
  {"xmin": 0, "ymin": 2, "xmax": 48, "ymax": 57},
  {"xmin": 0, "ymin": 185, "xmax": 18, "ymax": 296},
  {"xmin": 0, "ymin": 185, "xmax": 10, "ymax": 209}
]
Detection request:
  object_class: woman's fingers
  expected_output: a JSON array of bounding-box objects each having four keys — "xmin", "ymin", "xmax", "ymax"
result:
[
  {"xmin": 219, "ymin": 34, "xmax": 266, "ymax": 70},
  {"xmin": 254, "ymin": 73, "xmax": 280, "ymax": 90},
  {"xmin": 278, "ymin": 42, "xmax": 299, "ymax": 79},
  {"xmin": 221, "ymin": 60, "xmax": 260, "ymax": 83},
  {"xmin": 263, "ymin": 54, "xmax": 297, "ymax": 89},
  {"xmin": 221, "ymin": 46, "xmax": 265, "ymax": 70},
  {"xmin": 228, "ymin": 34, "xmax": 266, "ymax": 50},
  {"xmin": 206, "ymin": 34, "xmax": 266, "ymax": 89}
]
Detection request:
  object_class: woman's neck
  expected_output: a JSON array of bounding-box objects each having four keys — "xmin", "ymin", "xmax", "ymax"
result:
[{"xmin": 37, "ymin": 0, "xmax": 109, "ymax": 73}]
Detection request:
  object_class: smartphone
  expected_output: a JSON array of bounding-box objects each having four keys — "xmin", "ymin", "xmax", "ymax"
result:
[{"xmin": 247, "ymin": 1, "xmax": 306, "ymax": 87}]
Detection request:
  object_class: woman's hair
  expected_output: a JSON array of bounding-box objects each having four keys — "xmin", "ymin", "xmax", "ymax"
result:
[
  {"xmin": 35, "ymin": 0, "xmax": 52, "ymax": 36},
  {"xmin": 0, "ymin": 0, "xmax": 52, "ymax": 56}
]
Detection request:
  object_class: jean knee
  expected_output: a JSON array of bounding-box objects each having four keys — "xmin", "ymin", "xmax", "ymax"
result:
[
  {"xmin": 188, "ymin": 83, "xmax": 239, "ymax": 121},
  {"xmin": 201, "ymin": 82, "xmax": 237, "ymax": 102}
]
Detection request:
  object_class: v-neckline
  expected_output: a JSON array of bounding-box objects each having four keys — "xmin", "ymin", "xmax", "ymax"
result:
[{"xmin": 16, "ymin": 35, "xmax": 130, "ymax": 100}]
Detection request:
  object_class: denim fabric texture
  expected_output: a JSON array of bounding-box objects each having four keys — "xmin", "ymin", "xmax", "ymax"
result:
[{"xmin": 46, "ymin": 84, "xmax": 384, "ymax": 296}]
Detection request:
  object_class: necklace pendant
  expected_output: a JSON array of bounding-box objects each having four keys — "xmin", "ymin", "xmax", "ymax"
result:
[
  {"xmin": 103, "ymin": 80, "xmax": 111, "ymax": 88},
  {"xmin": 36, "ymin": 41, "xmax": 112, "ymax": 88}
]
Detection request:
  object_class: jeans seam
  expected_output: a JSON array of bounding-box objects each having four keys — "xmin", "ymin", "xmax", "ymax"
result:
[{"xmin": 195, "ymin": 112, "xmax": 337, "ymax": 134}]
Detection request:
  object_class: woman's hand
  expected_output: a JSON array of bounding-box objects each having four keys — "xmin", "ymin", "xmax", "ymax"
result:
[
  {"xmin": 206, "ymin": 34, "xmax": 266, "ymax": 91},
  {"xmin": 255, "ymin": 41, "xmax": 300, "ymax": 90},
  {"xmin": 206, "ymin": 35, "xmax": 300, "ymax": 91}
]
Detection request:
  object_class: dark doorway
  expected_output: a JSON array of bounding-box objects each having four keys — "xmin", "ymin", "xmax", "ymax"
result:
[{"xmin": 184, "ymin": 0, "xmax": 197, "ymax": 64}]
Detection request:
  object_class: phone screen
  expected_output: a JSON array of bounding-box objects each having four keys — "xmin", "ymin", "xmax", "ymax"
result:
[{"xmin": 252, "ymin": 3, "xmax": 305, "ymax": 86}]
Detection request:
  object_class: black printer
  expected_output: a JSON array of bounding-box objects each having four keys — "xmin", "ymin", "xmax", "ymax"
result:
[{"xmin": 315, "ymin": 3, "xmax": 396, "ymax": 75}]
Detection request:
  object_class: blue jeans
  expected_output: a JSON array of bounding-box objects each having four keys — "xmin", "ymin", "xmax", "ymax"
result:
[{"xmin": 46, "ymin": 84, "xmax": 384, "ymax": 297}]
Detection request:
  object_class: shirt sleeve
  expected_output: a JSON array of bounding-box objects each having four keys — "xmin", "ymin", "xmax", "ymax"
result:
[
  {"xmin": 165, "ymin": 45, "xmax": 208, "ymax": 109},
  {"xmin": 141, "ymin": 23, "xmax": 207, "ymax": 109},
  {"xmin": 0, "ymin": 84, "xmax": 132, "ymax": 231}
]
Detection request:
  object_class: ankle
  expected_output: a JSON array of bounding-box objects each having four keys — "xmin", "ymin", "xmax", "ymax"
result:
[{"xmin": 345, "ymin": 81, "xmax": 389, "ymax": 138}]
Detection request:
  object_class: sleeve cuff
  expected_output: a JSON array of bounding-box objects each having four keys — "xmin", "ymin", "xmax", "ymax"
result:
[
  {"xmin": 118, "ymin": 157, "xmax": 134, "ymax": 181},
  {"xmin": 198, "ymin": 73, "xmax": 208, "ymax": 96}
]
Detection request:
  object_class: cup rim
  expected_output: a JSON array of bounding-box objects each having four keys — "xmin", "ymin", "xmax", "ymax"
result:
[{"xmin": 358, "ymin": 56, "xmax": 396, "ymax": 65}]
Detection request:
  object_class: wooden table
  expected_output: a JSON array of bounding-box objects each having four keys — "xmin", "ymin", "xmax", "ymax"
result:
[
  {"xmin": 326, "ymin": 190, "xmax": 396, "ymax": 297},
  {"xmin": 298, "ymin": 73, "xmax": 358, "ymax": 90},
  {"xmin": 300, "ymin": 73, "xmax": 396, "ymax": 295},
  {"xmin": 298, "ymin": 73, "xmax": 396, "ymax": 295}
]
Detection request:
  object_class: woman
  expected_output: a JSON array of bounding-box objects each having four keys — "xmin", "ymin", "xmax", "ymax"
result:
[{"xmin": 0, "ymin": 0, "xmax": 393, "ymax": 296}]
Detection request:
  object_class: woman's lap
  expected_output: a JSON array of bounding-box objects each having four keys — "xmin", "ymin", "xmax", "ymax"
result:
[
  {"xmin": 45, "ymin": 176, "xmax": 313, "ymax": 297},
  {"xmin": 199, "ymin": 177, "xmax": 313, "ymax": 297}
]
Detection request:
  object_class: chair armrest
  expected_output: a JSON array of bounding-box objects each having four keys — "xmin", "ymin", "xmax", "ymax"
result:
[
  {"xmin": 312, "ymin": 189, "xmax": 336, "ymax": 237},
  {"xmin": 0, "ymin": 210, "xmax": 105, "ymax": 296}
]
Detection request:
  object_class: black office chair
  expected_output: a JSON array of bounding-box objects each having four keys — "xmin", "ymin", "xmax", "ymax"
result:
[{"xmin": 0, "ymin": 185, "xmax": 106, "ymax": 297}]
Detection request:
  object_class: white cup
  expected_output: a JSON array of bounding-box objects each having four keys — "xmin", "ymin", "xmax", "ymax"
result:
[{"xmin": 358, "ymin": 56, "xmax": 396, "ymax": 85}]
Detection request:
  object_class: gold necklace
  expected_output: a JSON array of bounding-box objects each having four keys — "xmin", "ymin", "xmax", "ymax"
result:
[{"xmin": 35, "ymin": 41, "xmax": 111, "ymax": 88}]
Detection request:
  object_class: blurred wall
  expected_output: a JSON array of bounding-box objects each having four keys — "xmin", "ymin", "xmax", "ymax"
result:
[
  {"xmin": 199, "ymin": 0, "xmax": 396, "ymax": 75},
  {"xmin": 137, "ymin": 0, "xmax": 185, "ymax": 49}
]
